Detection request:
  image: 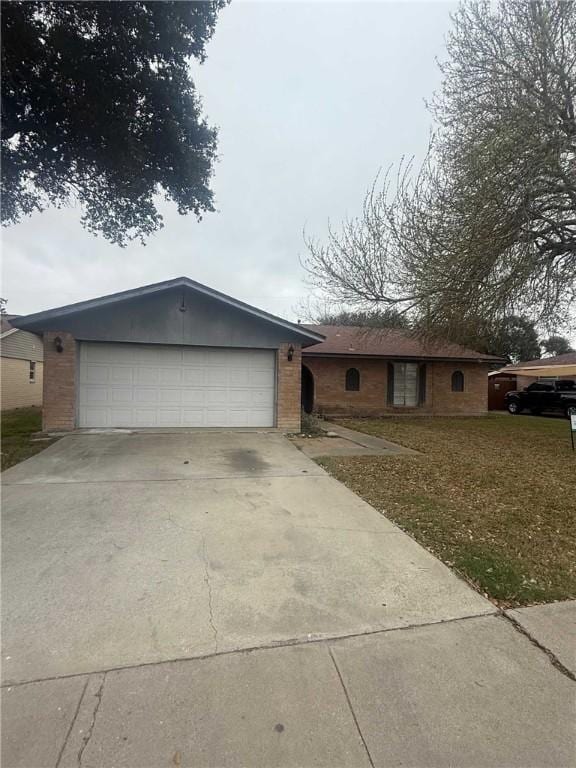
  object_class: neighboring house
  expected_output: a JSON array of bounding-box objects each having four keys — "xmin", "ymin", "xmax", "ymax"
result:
[
  {"xmin": 489, "ymin": 352, "xmax": 576, "ymax": 409},
  {"xmin": 12, "ymin": 277, "xmax": 324, "ymax": 432},
  {"xmin": 0, "ymin": 314, "xmax": 44, "ymax": 410},
  {"xmin": 301, "ymin": 325, "xmax": 504, "ymax": 417}
]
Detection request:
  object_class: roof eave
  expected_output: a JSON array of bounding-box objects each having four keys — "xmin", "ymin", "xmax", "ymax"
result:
[{"xmin": 302, "ymin": 350, "xmax": 504, "ymax": 364}]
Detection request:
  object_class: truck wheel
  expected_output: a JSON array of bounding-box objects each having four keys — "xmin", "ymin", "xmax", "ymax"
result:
[{"xmin": 507, "ymin": 401, "xmax": 522, "ymax": 415}]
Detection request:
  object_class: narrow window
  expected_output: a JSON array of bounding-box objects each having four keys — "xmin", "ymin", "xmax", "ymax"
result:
[
  {"xmin": 392, "ymin": 362, "xmax": 419, "ymax": 406},
  {"xmin": 451, "ymin": 370, "xmax": 464, "ymax": 392},
  {"xmin": 345, "ymin": 367, "xmax": 360, "ymax": 391},
  {"xmin": 29, "ymin": 361, "xmax": 36, "ymax": 383}
]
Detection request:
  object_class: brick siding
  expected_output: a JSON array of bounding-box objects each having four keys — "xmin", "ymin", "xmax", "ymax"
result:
[
  {"xmin": 303, "ymin": 356, "xmax": 489, "ymax": 417},
  {"xmin": 42, "ymin": 332, "xmax": 77, "ymax": 431},
  {"xmin": 276, "ymin": 343, "xmax": 302, "ymax": 431}
]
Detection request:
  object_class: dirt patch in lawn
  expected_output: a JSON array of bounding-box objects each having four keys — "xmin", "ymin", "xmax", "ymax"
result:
[
  {"xmin": 318, "ymin": 415, "xmax": 575, "ymax": 607},
  {"xmin": 1, "ymin": 407, "xmax": 57, "ymax": 471}
]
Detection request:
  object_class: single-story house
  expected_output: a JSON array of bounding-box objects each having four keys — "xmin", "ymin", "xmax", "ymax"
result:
[
  {"xmin": 1, "ymin": 314, "xmax": 44, "ymax": 410},
  {"xmin": 488, "ymin": 351, "xmax": 576, "ymax": 409},
  {"xmin": 12, "ymin": 277, "xmax": 503, "ymax": 431},
  {"xmin": 301, "ymin": 325, "xmax": 504, "ymax": 417},
  {"xmin": 12, "ymin": 277, "xmax": 324, "ymax": 432}
]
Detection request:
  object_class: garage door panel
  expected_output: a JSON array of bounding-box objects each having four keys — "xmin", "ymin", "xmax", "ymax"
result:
[
  {"xmin": 158, "ymin": 389, "xmax": 182, "ymax": 404},
  {"xmin": 157, "ymin": 409, "xmax": 181, "ymax": 426},
  {"xmin": 159, "ymin": 368, "xmax": 182, "ymax": 385},
  {"xmin": 135, "ymin": 367, "xmax": 160, "ymax": 385},
  {"xmin": 205, "ymin": 409, "xmax": 227, "ymax": 426},
  {"xmin": 78, "ymin": 343, "xmax": 275, "ymax": 428},
  {"xmin": 206, "ymin": 369, "xmax": 228, "ymax": 386},
  {"xmin": 84, "ymin": 365, "xmax": 109, "ymax": 384},
  {"xmin": 251, "ymin": 390, "xmax": 274, "ymax": 405},
  {"xmin": 182, "ymin": 390, "xmax": 206, "ymax": 405},
  {"xmin": 182, "ymin": 368, "xmax": 205, "ymax": 386},
  {"xmin": 134, "ymin": 409, "xmax": 157, "ymax": 426},
  {"xmin": 134, "ymin": 389, "xmax": 158, "ymax": 404},
  {"xmin": 111, "ymin": 388, "xmax": 133, "ymax": 403},
  {"xmin": 181, "ymin": 409, "xmax": 205, "ymax": 426},
  {"xmin": 206, "ymin": 389, "xmax": 228, "ymax": 404},
  {"xmin": 250, "ymin": 370, "xmax": 274, "ymax": 386},
  {"xmin": 229, "ymin": 368, "xmax": 250, "ymax": 386}
]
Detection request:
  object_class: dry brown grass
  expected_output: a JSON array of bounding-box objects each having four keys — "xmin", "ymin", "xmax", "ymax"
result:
[{"xmin": 319, "ymin": 414, "xmax": 575, "ymax": 607}]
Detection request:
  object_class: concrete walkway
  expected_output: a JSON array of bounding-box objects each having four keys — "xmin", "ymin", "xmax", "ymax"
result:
[
  {"xmin": 2, "ymin": 432, "xmax": 574, "ymax": 766},
  {"xmin": 292, "ymin": 420, "xmax": 419, "ymax": 458}
]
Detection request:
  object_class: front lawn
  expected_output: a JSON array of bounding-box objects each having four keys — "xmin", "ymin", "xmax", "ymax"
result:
[
  {"xmin": 1, "ymin": 407, "xmax": 56, "ymax": 471},
  {"xmin": 319, "ymin": 414, "xmax": 575, "ymax": 607}
]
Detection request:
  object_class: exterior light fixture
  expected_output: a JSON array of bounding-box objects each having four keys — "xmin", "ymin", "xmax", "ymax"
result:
[
  {"xmin": 287, "ymin": 345, "xmax": 294, "ymax": 362},
  {"xmin": 54, "ymin": 336, "xmax": 64, "ymax": 353}
]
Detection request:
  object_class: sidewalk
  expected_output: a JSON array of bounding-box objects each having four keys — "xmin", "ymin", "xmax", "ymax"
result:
[{"xmin": 3, "ymin": 607, "xmax": 574, "ymax": 767}]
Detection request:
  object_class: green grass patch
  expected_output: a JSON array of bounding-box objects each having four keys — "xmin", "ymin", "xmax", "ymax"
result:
[{"xmin": 1, "ymin": 407, "xmax": 56, "ymax": 471}]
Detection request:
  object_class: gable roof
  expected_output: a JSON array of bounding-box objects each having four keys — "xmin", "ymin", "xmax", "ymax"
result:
[
  {"xmin": 502, "ymin": 351, "xmax": 576, "ymax": 371},
  {"xmin": 302, "ymin": 325, "xmax": 505, "ymax": 363},
  {"xmin": 12, "ymin": 277, "xmax": 325, "ymax": 346}
]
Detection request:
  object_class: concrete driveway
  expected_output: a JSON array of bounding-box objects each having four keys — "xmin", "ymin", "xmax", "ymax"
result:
[{"xmin": 2, "ymin": 432, "xmax": 574, "ymax": 767}]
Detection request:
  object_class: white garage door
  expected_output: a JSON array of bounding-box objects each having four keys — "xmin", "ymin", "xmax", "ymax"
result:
[{"xmin": 78, "ymin": 343, "xmax": 276, "ymax": 428}]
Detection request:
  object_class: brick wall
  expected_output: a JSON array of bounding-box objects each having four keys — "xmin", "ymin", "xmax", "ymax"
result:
[
  {"xmin": 276, "ymin": 343, "xmax": 302, "ymax": 431},
  {"xmin": 42, "ymin": 332, "xmax": 77, "ymax": 431},
  {"xmin": 430, "ymin": 361, "xmax": 488, "ymax": 415},
  {"xmin": 303, "ymin": 356, "xmax": 490, "ymax": 417},
  {"xmin": 1, "ymin": 358, "xmax": 44, "ymax": 410}
]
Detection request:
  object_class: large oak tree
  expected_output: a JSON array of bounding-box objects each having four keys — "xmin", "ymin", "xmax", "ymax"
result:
[{"xmin": 1, "ymin": 1, "xmax": 227, "ymax": 245}]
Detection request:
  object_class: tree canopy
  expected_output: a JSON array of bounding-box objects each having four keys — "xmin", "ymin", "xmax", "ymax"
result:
[
  {"xmin": 313, "ymin": 307, "xmax": 410, "ymax": 329},
  {"xmin": 541, "ymin": 334, "xmax": 574, "ymax": 356},
  {"xmin": 303, "ymin": 0, "xmax": 576, "ymax": 336},
  {"xmin": 1, "ymin": 1, "xmax": 228, "ymax": 245},
  {"xmin": 481, "ymin": 315, "xmax": 542, "ymax": 363}
]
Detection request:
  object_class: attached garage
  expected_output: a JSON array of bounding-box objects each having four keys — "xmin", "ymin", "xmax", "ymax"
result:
[
  {"xmin": 78, "ymin": 343, "xmax": 276, "ymax": 428},
  {"xmin": 12, "ymin": 277, "xmax": 325, "ymax": 432}
]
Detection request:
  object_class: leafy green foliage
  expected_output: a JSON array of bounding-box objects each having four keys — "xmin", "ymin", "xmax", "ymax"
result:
[
  {"xmin": 481, "ymin": 315, "xmax": 542, "ymax": 363},
  {"xmin": 1, "ymin": 1, "xmax": 228, "ymax": 245},
  {"xmin": 541, "ymin": 335, "xmax": 574, "ymax": 357}
]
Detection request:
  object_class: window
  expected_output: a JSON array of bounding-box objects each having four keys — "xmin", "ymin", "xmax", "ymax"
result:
[
  {"xmin": 392, "ymin": 362, "xmax": 418, "ymax": 406},
  {"xmin": 451, "ymin": 370, "xmax": 464, "ymax": 392},
  {"xmin": 29, "ymin": 361, "xmax": 36, "ymax": 383},
  {"xmin": 345, "ymin": 367, "xmax": 360, "ymax": 391}
]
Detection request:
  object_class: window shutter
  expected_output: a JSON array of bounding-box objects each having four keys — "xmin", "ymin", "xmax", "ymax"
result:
[
  {"xmin": 418, "ymin": 364, "xmax": 427, "ymax": 405},
  {"xmin": 387, "ymin": 362, "xmax": 395, "ymax": 405}
]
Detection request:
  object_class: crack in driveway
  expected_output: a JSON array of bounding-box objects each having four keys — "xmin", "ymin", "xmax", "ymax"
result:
[
  {"xmin": 201, "ymin": 535, "xmax": 219, "ymax": 653},
  {"xmin": 77, "ymin": 673, "xmax": 106, "ymax": 767}
]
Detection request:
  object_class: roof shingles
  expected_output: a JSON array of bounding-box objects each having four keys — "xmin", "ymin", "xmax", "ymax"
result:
[{"xmin": 302, "ymin": 325, "xmax": 504, "ymax": 362}]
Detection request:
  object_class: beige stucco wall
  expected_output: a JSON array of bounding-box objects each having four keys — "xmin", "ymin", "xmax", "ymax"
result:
[{"xmin": 1, "ymin": 357, "xmax": 44, "ymax": 410}]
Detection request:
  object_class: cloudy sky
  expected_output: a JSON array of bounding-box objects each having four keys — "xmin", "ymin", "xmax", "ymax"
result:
[{"xmin": 3, "ymin": 1, "xmax": 456, "ymax": 320}]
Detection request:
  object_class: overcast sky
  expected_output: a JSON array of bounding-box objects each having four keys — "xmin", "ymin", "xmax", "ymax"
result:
[{"xmin": 3, "ymin": 1, "xmax": 456, "ymax": 320}]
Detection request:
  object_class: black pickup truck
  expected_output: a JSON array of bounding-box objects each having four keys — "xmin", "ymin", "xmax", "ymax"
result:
[{"xmin": 504, "ymin": 380, "xmax": 576, "ymax": 417}]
